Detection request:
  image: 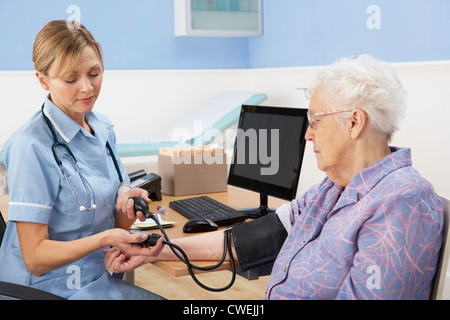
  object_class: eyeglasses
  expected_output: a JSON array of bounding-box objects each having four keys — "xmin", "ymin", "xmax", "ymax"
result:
[{"xmin": 307, "ymin": 109, "xmax": 354, "ymax": 129}]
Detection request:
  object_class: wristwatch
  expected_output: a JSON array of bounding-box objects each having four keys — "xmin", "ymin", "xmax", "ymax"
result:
[{"xmin": 116, "ymin": 183, "xmax": 132, "ymax": 196}]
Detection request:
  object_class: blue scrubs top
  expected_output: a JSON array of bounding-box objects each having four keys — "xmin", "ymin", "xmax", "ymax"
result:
[{"xmin": 0, "ymin": 97, "xmax": 162, "ymax": 300}]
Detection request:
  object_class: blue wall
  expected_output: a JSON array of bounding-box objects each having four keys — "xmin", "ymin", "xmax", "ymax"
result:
[
  {"xmin": 249, "ymin": 0, "xmax": 450, "ymax": 68},
  {"xmin": 0, "ymin": 0, "xmax": 449, "ymax": 71},
  {"xmin": 0, "ymin": 0, "xmax": 250, "ymax": 70}
]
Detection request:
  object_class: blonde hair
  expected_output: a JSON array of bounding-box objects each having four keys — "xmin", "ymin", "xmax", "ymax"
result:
[{"xmin": 33, "ymin": 20, "xmax": 104, "ymax": 79}]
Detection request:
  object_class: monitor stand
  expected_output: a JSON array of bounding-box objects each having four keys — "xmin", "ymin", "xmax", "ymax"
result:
[{"xmin": 238, "ymin": 193, "xmax": 276, "ymax": 219}]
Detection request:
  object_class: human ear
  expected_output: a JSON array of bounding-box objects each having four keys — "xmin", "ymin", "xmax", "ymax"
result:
[
  {"xmin": 349, "ymin": 108, "xmax": 367, "ymax": 140},
  {"xmin": 35, "ymin": 71, "xmax": 50, "ymax": 91}
]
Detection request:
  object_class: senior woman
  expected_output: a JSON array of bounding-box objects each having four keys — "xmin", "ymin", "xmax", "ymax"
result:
[
  {"xmin": 0, "ymin": 20, "xmax": 165, "ymax": 299},
  {"xmin": 105, "ymin": 55, "xmax": 444, "ymax": 300}
]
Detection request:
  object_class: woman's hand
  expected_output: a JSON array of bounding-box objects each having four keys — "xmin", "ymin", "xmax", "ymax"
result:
[
  {"xmin": 103, "ymin": 231, "xmax": 165, "ymax": 273},
  {"xmin": 105, "ymin": 228, "xmax": 163, "ymax": 253},
  {"xmin": 103, "ymin": 248, "xmax": 148, "ymax": 273},
  {"xmin": 115, "ymin": 188, "xmax": 151, "ymax": 226}
]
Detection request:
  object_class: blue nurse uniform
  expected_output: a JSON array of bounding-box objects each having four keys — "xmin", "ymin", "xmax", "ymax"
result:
[{"xmin": 0, "ymin": 97, "xmax": 164, "ymax": 300}]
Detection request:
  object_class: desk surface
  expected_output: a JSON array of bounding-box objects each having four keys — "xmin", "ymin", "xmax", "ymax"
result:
[
  {"xmin": 0, "ymin": 187, "xmax": 288, "ymax": 277},
  {"xmin": 150, "ymin": 186, "xmax": 288, "ymax": 276}
]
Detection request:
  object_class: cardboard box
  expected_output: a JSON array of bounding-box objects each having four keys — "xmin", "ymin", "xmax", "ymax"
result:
[{"xmin": 158, "ymin": 146, "xmax": 228, "ymax": 196}]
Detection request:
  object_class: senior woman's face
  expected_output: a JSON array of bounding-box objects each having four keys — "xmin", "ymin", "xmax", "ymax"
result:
[{"xmin": 305, "ymin": 89, "xmax": 353, "ymax": 183}]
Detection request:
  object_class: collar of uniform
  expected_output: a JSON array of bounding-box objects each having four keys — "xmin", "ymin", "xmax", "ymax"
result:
[
  {"xmin": 83, "ymin": 111, "xmax": 112, "ymax": 145},
  {"xmin": 43, "ymin": 96, "xmax": 81, "ymax": 143},
  {"xmin": 42, "ymin": 96, "xmax": 111, "ymax": 145}
]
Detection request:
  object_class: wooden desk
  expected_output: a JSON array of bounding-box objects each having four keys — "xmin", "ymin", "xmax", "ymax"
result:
[
  {"xmin": 0, "ymin": 188, "xmax": 287, "ymax": 299},
  {"xmin": 149, "ymin": 186, "xmax": 288, "ymax": 276},
  {"xmin": 0, "ymin": 187, "xmax": 288, "ymax": 277}
]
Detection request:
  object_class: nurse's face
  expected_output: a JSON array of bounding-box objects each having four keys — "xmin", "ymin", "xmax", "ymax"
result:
[{"xmin": 36, "ymin": 45, "xmax": 103, "ymax": 125}]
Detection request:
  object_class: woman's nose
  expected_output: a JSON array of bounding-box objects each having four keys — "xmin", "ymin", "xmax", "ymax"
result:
[
  {"xmin": 79, "ymin": 76, "xmax": 93, "ymax": 92},
  {"xmin": 305, "ymin": 126, "xmax": 314, "ymax": 141}
]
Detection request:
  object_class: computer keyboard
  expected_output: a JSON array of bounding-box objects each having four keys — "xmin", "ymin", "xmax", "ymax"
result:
[{"xmin": 169, "ymin": 196, "xmax": 248, "ymax": 226}]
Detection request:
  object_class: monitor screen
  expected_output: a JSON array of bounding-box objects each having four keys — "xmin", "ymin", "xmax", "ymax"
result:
[{"xmin": 228, "ymin": 105, "xmax": 308, "ymax": 217}]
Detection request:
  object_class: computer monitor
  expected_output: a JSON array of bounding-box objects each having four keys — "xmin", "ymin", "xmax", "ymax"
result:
[{"xmin": 227, "ymin": 105, "xmax": 309, "ymax": 218}]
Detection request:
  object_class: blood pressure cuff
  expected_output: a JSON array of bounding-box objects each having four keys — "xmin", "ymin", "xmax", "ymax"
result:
[{"xmin": 231, "ymin": 214, "xmax": 288, "ymax": 272}]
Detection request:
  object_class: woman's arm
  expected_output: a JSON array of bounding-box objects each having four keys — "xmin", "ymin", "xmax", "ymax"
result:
[
  {"xmin": 18, "ymin": 187, "xmax": 160, "ymax": 276},
  {"xmin": 336, "ymin": 195, "xmax": 443, "ymax": 299},
  {"xmin": 159, "ymin": 230, "xmax": 234, "ymax": 261},
  {"xmin": 17, "ymin": 221, "xmax": 163, "ymax": 276},
  {"xmin": 104, "ymin": 230, "xmax": 230, "ymax": 274},
  {"xmin": 105, "ymin": 214, "xmax": 288, "ymax": 274}
]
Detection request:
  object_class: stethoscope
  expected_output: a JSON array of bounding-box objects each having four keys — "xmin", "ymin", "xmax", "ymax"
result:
[{"xmin": 41, "ymin": 104, "xmax": 123, "ymax": 212}]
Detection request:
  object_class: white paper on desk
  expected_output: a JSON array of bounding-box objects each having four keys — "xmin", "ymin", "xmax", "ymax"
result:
[{"xmin": 132, "ymin": 215, "xmax": 176, "ymax": 230}]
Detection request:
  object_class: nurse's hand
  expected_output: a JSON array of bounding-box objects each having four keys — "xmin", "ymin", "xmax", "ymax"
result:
[
  {"xmin": 103, "ymin": 229, "xmax": 165, "ymax": 273},
  {"xmin": 107, "ymin": 228, "xmax": 165, "ymax": 253},
  {"xmin": 116, "ymin": 188, "xmax": 151, "ymax": 222},
  {"xmin": 103, "ymin": 232, "xmax": 165, "ymax": 273}
]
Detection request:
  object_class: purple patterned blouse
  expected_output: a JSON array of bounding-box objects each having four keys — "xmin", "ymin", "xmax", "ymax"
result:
[{"xmin": 266, "ymin": 147, "xmax": 444, "ymax": 300}]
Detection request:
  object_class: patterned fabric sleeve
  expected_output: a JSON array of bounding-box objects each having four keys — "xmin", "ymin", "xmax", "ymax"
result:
[{"xmin": 337, "ymin": 194, "xmax": 443, "ymax": 300}]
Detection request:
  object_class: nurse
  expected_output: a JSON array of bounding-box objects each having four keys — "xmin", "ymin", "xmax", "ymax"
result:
[{"xmin": 0, "ymin": 20, "xmax": 165, "ymax": 299}]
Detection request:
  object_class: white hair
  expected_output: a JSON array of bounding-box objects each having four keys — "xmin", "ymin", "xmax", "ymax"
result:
[{"xmin": 307, "ymin": 54, "xmax": 407, "ymax": 141}]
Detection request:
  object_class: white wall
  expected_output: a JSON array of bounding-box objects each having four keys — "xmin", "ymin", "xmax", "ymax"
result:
[
  {"xmin": 248, "ymin": 61, "xmax": 450, "ymax": 199},
  {"xmin": 1, "ymin": 60, "xmax": 449, "ymax": 199},
  {"xmin": 96, "ymin": 69, "xmax": 253, "ymax": 142},
  {"xmin": 0, "ymin": 69, "xmax": 253, "ymax": 145},
  {"xmin": 389, "ymin": 61, "xmax": 450, "ymax": 200}
]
